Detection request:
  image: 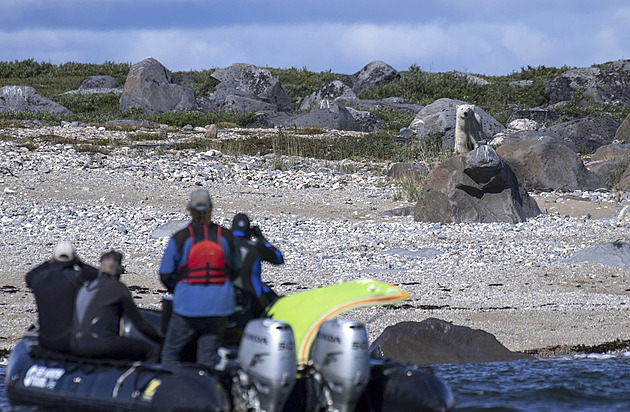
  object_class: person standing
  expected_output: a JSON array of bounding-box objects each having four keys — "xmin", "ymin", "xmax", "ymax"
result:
[
  {"xmin": 25, "ymin": 241, "xmax": 98, "ymax": 353},
  {"xmin": 232, "ymin": 213, "xmax": 284, "ymax": 317},
  {"xmin": 71, "ymin": 250, "xmax": 162, "ymax": 361},
  {"xmin": 159, "ymin": 189, "xmax": 241, "ymax": 368},
  {"xmin": 224, "ymin": 213, "xmax": 284, "ymax": 345}
]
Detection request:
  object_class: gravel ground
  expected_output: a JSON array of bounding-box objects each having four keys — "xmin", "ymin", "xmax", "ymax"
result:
[{"xmin": 1, "ymin": 124, "xmax": 629, "ymax": 356}]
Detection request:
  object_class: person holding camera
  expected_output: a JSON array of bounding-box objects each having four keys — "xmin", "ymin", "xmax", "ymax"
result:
[{"xmin": 226, "ymin": 213, "xmax": 284, "ymax": 343}]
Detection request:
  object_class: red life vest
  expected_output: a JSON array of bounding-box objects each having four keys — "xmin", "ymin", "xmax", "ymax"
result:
[{"xmin": 177, "ymin": 224, "xmax": 229, "ymax": 285}]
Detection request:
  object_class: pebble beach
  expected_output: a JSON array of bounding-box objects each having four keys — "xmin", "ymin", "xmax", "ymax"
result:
[{"xmin": 1, "ymin": 123, "xmax": 629, "ymax": 356}]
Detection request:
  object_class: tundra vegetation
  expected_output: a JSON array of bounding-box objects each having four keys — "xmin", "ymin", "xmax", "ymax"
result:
[{"xmin": 1, "ymin": 60, "xmax": 629, "ymax": 200}]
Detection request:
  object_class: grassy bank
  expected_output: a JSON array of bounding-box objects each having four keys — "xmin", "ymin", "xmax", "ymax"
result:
[{"xmin": 1, "ymin": 59, "xmax": 628, "ymax": 201}]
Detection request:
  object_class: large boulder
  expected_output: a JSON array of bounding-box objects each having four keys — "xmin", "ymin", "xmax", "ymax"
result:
[
  {"xmin": 408, "ymin": 98, "xmax": 504, "ymax": 148},
  {"xmin": 299, "ymin": 61, "xmax": 400, "ymax": 112},
  {"xmin": 338, "ymin": 60, "xmax": 401, "ymax": 95},
  {"xmin": 207, "ymin": 63, "xmax": 293, "ymax": 113},
  {"xmin": 616, "ymin": 164, "xmax": 630, "ymax": 191},
  {"xmin": 544, "ymin": 59, "xmax": 630, "ymax": 106},
  {"xmin": 544, "ymin": 117, "xmax": 620, "ymax": 152},
  {"xmin": 561, "ymin": 241, "xmax": 630, "ymax": 268},
  {"xmin": 370, "ymin": 318, "xmax": 533, "ymax": 365},
  {"xmin": 79, "ymin": 75, "xmax": 120, "ymax": 90},
  {"xmin": 497, "ymin": 137, "xmax": 607, "ymax": 191},
  {"xmin": 0, "ymin": 86, "xmax": 72, "ymax": 115},
  {"xmin": 119, "ymin": 57, "xmax": 197, "ymax": 114},
  {"xmin": 298, "ymin": 79, "xmax": 357, "ymax": 112},
  {"xmin": 279, "ymin": 99, "xmax": 360, "ymax": 131},
  {"xmin": 616, "ymin": 111, "xmax": 630, "ymax": 142},
  {"xmin": 491, "ymin": 117, "xmax": 620, "ymax": 153},
  {"xmin": 414, "ymin": 145, "xmax": 540, "ymax": 223}
]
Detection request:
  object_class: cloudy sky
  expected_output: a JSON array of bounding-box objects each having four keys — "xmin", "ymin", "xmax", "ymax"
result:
[{"xmin": 2, "ymin": 0, "xmax": 629, "ymax": 76}]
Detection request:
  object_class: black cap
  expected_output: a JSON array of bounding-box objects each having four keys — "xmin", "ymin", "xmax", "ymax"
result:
[{"xmin": 231, "ymin": 213, "xmax": 250, "ymax": 237}]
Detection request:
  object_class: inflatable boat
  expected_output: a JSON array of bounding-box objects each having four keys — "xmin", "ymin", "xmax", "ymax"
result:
[{"xmin": 5, "ymin": 279, "xmax": 455, "ymax": 411}]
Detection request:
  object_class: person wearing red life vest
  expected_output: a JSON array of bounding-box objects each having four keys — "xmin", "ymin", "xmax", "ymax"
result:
[{"xmin": 159, "ymin": 189, "xmax": 241, "ymax": 368}]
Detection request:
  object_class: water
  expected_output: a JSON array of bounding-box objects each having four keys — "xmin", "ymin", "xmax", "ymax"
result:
[{"xmin": 2, "ymin": 353, "xmax": 630, "ymax": 411}]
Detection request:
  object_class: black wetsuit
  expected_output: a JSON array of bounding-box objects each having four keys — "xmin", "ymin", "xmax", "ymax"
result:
[
  {"xmin": 71, "ymin": 273, "xmax": 162, "ymax": 361},
  {"xmin": 25, "ymin": 259, "xmax": 98, "ymax": 353},
  {"xmin": 226, "ymin": 231, "xmax": 283, "ymax": 345}
]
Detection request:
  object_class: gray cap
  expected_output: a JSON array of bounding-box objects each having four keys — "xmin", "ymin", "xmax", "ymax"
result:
[
  {"xmin": 53, "ymin": 241, "xmax": 75, "ymax": 262},
  {"xmin": 188, "ymin": 189, "xmax": 212, "ymax": 211}
]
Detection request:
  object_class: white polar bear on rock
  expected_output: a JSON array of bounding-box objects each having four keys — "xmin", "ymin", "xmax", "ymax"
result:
[{"xmin": 454, "ymin": 104, "xmax": 483, "ymax": 154}]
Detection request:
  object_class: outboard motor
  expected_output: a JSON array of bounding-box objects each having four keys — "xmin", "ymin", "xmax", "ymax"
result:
[
  {"xmin": 309, "ymin": 318, "xmax": 370, "ymax": 412},
  {"xmin": 233, "ymin": 318, "xmax": 297, "ymax": 412}
]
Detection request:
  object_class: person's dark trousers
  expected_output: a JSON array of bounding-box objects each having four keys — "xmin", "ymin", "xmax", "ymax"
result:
[{"xmin": 161, "ymin": 312, "xmax": 227, "ymax": 368}]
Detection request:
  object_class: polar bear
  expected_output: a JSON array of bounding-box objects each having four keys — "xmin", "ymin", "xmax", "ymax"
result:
[{"xmin": 454, "ymin": 104, "xmax": 483, "ymax": 154}]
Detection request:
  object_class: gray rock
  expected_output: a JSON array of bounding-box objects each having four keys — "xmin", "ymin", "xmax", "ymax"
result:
[
  {"xmin": 119, "ymin": 57, "xmax": 197, "ymax": 114},
  {"xmin": 561, "ymin": 241, "xmax": 630, "ymax": 268},
  {"xmin": 279, "ymin": 99, "xmax": 360, "ymax": 131},
  {"xmin": 79, "ymin": 75, "xmax": 120, "ymax": 90},
  {"xmin": 299, "ymin": 80, "xmax": 357, "ymax": 112},
  {"xmin": 414, "ymin": 145, "xmax": 540, "ymax": 223},
  {"xmin": 616, "ymin": 111, "xmax": 630, "ymax": 142},
  {"xmin": 151, "ymin": 220, "xmax": 189, "ymax": 239},
  {"xmin": 544, "ymin": 59, "xmax": 630, "ymax": 106},
  {"xmin": 0, "ymin": 86, "xmax": 72, "ymax": 115},
  {"xmin": 497, "ymin": 137, "xmax": 607, "ymax": 191},
  {"xmin": 387, "ymin": 162, "xmax": 429, "ymax": 181},
  {"xmin": 545, "ymin": 117, "xmax": 620, "ymax": 152},
  {"xmin": 339, "ymin": 60, "xmax": 401, "ymax": 95},
  {"xmin": 588, "ymin": 158, "xmax": 629, "ymax": 188},
  {"xmin": 208, "ymin": 63, "xmax": 293, "ymax": 113},
  {"xmin": 336, "ymin": 96, "xmax": 423, "ymax": 114},
  {"xmin": 592, "ymin": 143, "xmax": 630, "ymax": 162},
  {"xmin": 370, "ymin": 318, "xmax": 533, "ymax": 365},
  {"xmin": 346, "ymin": 107, "xmax": 385, "ymax": 132},
  {"xmin": 408, "ymin": 98, "xmax": 504, "ymax": 146},
  {"xmin": 448, "ymin": 71, "xmax": 491, "ymax": 86}
]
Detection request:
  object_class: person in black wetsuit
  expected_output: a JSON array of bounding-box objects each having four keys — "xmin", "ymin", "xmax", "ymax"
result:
[
  {"xmin": 226, "ymin": 213, "xmax": 284, "ymax": 344},
  {"xmin": 71, "ymin": 250, "xmax": 162, "ymax": 361},
  {"xmin": 25, "ymin": 241, "xmax": 98, "ymax": 353}
]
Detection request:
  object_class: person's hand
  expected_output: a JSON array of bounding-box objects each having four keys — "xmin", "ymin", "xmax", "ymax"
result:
[{"xmin": 251, "ymin": 225, "xmax": 264, "ymax": 241}]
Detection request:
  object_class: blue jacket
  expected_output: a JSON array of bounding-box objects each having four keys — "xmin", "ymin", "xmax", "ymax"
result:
[{"xmin": 159, "ymin": 223, "xmax": 242, "ymax": 317}]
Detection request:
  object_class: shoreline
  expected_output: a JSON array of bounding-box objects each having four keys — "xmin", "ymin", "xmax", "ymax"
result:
[{"xmin": 1, "ymin": 125, "xmax": 629, "ymax": 360}]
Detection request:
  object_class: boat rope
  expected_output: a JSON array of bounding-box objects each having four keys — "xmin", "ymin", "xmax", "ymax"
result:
[{"xmin": 113, "ymin": 361, "xmax": 142, "ymax": 399}]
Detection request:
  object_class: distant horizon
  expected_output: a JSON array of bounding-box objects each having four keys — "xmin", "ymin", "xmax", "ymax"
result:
[
  {"xmin": 1, "ymin": 55, "xmax": 625, "ymax": 78},
  {"xmin": 1, "ymin": 1, "xmax": 629, "ymax": 77}
]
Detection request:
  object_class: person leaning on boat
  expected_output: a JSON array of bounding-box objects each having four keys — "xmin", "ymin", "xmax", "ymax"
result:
[
  {"xmin": 70, "ymin": 250, "xmax": 163, "ymax": 361},
  {"xmin": 25, "ymin": 241, "xmax": 98, "ymax": 353},
  {"xmin": 158, "ymin": 189, "xmax": 242, "ymax": 369}
]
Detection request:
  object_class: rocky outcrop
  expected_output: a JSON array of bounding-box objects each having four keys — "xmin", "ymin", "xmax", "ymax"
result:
[
  {"xmin": 370, "ymin": 318, "xmax": 533, "ymax": 365},
  {"xmin": 279, "ymin": 99, "xmax": 360, "ymax": 131},
  {"xmin": 414, "ymin": 145, "xmax": 540, "ymax": 223},
  {"xmin": 119, "ymin": 57, "xmax": 196, "ymax": 114},
  {"xmin": 0, "ymin": 86, "xmax": 72, "ymax": 115},
  {"xmin": 79, "ymin": 75, "xmax": 120, "ymax": 90},
  {"xmin": 207, "ymin": 63, "xmax": 294, "ymax": 113},
  {"xmin": 544, "ymin": 117, "xmax": 620, "ymax": 152},
  {"xmin": 408, "ymin": 98, "xmax": 504, "ymax": 149},
  {"xmin": 299, "ymin": 61, "xmax": 400, "ymax": 112},
  {"xmin": 497, "ymin": 137, "xmax": 606, "ymax": 191},
  {"xmin": 544, "ymin": 59, "xmax": 630, "ymax": 106},
  {"xmin": 616, "ymin": 111, "xmax": 630, "ymax": 142},
  {"xmin": 299, "ymin": 80, "xmax": 356, "ymax": 112}
]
